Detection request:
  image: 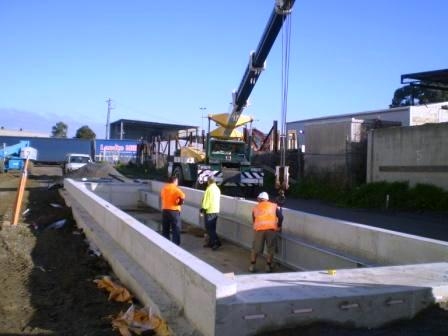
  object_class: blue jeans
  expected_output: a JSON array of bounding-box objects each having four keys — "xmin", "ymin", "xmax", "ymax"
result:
[
  {"xmin": 204, "ymin": 213, "xmax": 220, "ymax": 246},
  {"xmin": 162, "ymin": 210, "xmax": 181, "ymax": 245}
]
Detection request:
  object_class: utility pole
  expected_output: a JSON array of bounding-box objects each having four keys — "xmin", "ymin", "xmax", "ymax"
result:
[
  {"xmin": 199, "ymin": 107, "xmax": 207, "ymax": 133},
  {"xmin": 105, "ymin": 98, "xmax": 114, "ymax": 140}
]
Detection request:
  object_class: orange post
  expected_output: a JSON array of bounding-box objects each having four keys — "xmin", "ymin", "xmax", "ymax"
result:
[{"xmin": 12, "ymin": 158, "xmax": 29, "ymax": 225}]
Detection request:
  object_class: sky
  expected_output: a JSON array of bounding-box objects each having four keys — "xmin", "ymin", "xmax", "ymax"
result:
[{"xmin": 1, "ymin": 0, "xmax": 447, "ymax": 138}]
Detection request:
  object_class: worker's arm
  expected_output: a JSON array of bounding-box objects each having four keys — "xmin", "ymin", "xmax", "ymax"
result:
[{"xmin": 176, "ymin": 188, "xmax": 185, "ymax": 205}]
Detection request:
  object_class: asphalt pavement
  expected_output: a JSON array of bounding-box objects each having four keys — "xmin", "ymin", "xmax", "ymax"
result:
[{"xmin": 281, "ymin": 197, "xmax": 448, "ymax": 242}]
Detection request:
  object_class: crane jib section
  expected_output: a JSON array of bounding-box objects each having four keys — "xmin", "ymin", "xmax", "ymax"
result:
[{"xmin": 225, "ymin": 0, "xmax": 295, "ymax": 136}]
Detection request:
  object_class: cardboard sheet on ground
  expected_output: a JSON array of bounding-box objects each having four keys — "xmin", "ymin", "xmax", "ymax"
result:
[
  {"xmin": 112, "ymin": 304, "xmax": 170, "ymax": 336},
  {"xmin": 94, "ymin": 276, "xmax": 133, "ymax": 303}
]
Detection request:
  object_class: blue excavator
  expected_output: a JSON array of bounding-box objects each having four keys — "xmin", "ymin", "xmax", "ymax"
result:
[{"xmin": 0, "ymin": 140, "xmax": 38, "ymax": 172}]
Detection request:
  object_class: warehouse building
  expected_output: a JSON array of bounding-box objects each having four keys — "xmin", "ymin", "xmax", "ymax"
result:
[{"xmin": 109, "ymin": 119, "xmax": 198, "ymax": 141}]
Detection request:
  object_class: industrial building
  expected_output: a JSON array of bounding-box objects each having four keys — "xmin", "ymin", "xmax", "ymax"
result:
[
  {"xmin": 286, "ymin": 101, "xmax": 448, "ymax": 152},
  {"xmin": 0, "ymin": 127, "xmax": 50, "ymax": 138},
  {"xmin": 285, "ymin": 101, "xmax": 448, "ymax": 186},
  {"xmin": 109, "ymin": 119, "xmax": 198, "ymax": 141}
]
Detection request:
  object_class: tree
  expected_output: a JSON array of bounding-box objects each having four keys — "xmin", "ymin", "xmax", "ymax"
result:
[
  {"xmin": 75, "ymin": 125, "xmax": 96, "ymax": 139},
  {"xmin": 390, "ymin": 84, "xmax": 448, "ymax": 108},
  {"xmin": 51, "ymin": 122, "xmax": 68, "ymax": 138}
]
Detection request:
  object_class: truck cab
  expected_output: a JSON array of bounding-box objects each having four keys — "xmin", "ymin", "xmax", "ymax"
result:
[{"xmin": 63, "ymin": 153, "xmax": 92, "ymax": 174}]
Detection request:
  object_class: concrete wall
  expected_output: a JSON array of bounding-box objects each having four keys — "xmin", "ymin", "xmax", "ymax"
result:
[
  {"xmin": 64, "ymin": 179, "xmax": 236, "ymax": 336},
  {"xmin": 140, "ymin": 181, "xmax": 448, "ymax": 267},
  {"xmin": 64, "ymin": 179, "xmax": 448, "ymax": 336},
  {"xmin": 287, "ymin": 105, "xmax": 411, "ymax": 152},
  {"xmin": 367, "ymin": 122, "xmax": 448, "ymax": 190},
  {"xmin": 303, "ymin": 120, "xmax": 354, "ymax": 179}
]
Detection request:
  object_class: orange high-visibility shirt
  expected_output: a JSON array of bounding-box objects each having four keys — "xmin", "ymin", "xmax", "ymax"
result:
[
  {"xmin": 252, "ymin": 201, "xmax": 278, "ymax": 231},
  {"xmin": 160, "ymin": 183, "xmax": 185, "ymax": 211}
]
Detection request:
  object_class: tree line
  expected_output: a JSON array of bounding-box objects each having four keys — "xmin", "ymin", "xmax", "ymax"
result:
[
  {"xmin": 390, "ymin": 84, "xmax": 448, "ymax": 107},
  {"xmin": 51, "ymin": 122, "xmax": 96, "ymax": 139}
]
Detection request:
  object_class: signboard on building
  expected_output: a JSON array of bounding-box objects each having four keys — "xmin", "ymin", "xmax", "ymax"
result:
[{"xmin": 95, "ymin": 139, "xmax": 138, "ymax": 163}]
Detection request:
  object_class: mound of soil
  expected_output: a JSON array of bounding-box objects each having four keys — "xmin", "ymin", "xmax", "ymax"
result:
[{"xmin": 66, "ymin": 162, "xmax": 132, "ymax": 182}]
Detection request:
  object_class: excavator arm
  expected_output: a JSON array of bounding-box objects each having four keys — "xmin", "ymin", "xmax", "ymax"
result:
[{"xmin": 224, "ymin": 0, "xmax": 295, "ymax": 137}]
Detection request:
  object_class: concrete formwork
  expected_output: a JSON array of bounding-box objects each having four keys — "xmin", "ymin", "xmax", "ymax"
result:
[{"xmin": 63, "ymin": 179, "xmax": 448, "ymax": 336}]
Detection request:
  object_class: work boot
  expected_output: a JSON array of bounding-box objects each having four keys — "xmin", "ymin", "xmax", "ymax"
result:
[{"xmin": 248, "ymin": 264, "xmax": 256, "ymax": 273}]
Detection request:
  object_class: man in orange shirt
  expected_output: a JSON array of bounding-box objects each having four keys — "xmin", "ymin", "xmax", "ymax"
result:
[
  {"xmin": 160, "ymin": 176, "xmax": 185, "ymax": 245},
  {"xmin": 249, "ymin": 191, "xmax": 283, "ymax": 273}
]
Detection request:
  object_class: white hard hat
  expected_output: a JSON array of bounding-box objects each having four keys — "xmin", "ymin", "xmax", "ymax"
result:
[{"xmin": 257, "ymin": 192, "xmax": 269, "ymax": 201}]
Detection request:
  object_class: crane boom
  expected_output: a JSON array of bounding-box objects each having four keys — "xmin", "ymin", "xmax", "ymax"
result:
[
  {"xmin": 224, "ymin": 0, "xmax": 295, "ymax": 137},
  {"xmin": 168, "ymin": 1, "xmax": 295, "ymax": 192}
]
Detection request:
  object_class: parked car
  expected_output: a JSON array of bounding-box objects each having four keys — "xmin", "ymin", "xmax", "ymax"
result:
[{"xmin": 63, "ymin": 153, "xmax": 92, "ymax": 173}]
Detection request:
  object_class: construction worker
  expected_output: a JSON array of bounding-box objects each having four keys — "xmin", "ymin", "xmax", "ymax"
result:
[
  {"xmin": 200, "ymin": 176, "xmax": 221, "ymax": 250},
  {"xmin": 160, "ymin": 176, "xmax": 185, "ymax": 245},
  {"xmin": 249, "ymin": 191, "xmax": 283, "ymax": 273}
]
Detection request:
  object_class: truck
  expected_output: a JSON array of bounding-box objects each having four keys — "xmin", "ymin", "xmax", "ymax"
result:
[
  {"xmin": 63, "ymin": 153, "xmax": 93, "ymax": 174},
  {"xmin": 168, "ymin": 0, "xmax": 295, "ymax": 192},
  {"xmin": 0, "ymin": 140, "xmax": 38, "ymax": 172}
]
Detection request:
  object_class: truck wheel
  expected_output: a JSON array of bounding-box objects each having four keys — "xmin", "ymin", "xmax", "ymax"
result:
[{"xmin": 172, "ymin": 166, "xmax": 184, "ymax": 185}]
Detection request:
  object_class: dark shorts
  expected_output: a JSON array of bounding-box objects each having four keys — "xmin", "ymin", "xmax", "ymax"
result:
[{"xmin": 252, "ymin": 230, "xmax": 277, "ymax": 255}]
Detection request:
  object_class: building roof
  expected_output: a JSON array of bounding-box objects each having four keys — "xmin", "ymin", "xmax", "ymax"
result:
[
  {"xmin": 110, "ymin": 119, "xmax": 197, "ymax": 131},
  {"xmin": 401, "ymin": 69, "xmax": 448, "ymax": 91},
  {"xmin": 0, "ymin": 128, "xmax": 50, "ymax": 138},
  {"xmin": 287, "ymin": 105, "xmax": 410, "ymax": 125}
]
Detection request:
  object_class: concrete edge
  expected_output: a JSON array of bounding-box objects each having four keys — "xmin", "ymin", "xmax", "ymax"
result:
[{"xmin": 61, "ymin": 189, "xmax": 201, "ymax": 336}]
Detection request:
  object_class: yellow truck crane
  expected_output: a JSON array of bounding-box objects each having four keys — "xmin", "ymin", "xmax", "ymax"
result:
[{"xmin": 168, "ymin": 0, "xmax": 295, "ymax": 193}]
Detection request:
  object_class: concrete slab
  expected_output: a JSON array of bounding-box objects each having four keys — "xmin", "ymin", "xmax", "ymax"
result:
[
  {"xmin": 128, "ymin": 209, "xmax": 292, "ymax": 275},
  {"xmin": 216, "ymin": 263, "xmax": 448, "ymax": 335}
]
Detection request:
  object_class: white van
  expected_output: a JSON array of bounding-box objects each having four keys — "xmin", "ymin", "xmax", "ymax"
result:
[{"xmin": 64, "ymin": 153, "xmax": 92, "ymax": 173}]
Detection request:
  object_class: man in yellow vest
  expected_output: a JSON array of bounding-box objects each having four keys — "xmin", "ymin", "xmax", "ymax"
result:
[
  {"xmin": 249, "ymin": 191, "xmax": 283, "ymax": 273},
  {"xmin": 160, "ymin": 176, "xmax": 185, "ymax": 245},
  {"xmin": 200, "ymin": 176, "xmax": 221, "ymax": 250}
]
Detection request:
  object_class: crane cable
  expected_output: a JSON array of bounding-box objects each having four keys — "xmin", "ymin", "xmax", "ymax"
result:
[{"xmin": 280, "ymin": 12, "xmax": 292, "ymax": 167}]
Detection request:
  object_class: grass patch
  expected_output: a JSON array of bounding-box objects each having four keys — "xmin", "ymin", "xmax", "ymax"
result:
[
  {"xmin": 288, "ymin": 176, "xmax": 350, "ymax": 206},
  {"xmin": 288, "ymin": 178, "xmax": 448, "ymax": 212}
]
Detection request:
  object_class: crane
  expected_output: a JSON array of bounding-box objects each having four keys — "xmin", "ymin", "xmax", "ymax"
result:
[
  {"xmin": 223, "ymin": 0, "xmax": 295, "ymax": 138},
  {"xmin": 168, "ymin": 0, "xmax": 295, "ymax": 195}
]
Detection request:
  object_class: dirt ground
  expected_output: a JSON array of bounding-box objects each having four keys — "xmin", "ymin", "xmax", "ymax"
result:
[
  {"xmin": 0, "ymin": 164, "xmax": 447, "ymax": 335},
  {"xmin": 0, "ymin": 164, "xmax": 135, "ymax": 335}
]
